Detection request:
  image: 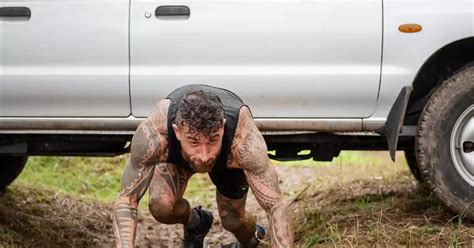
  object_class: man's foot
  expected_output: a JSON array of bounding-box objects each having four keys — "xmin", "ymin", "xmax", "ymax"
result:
[
  {"xmin": 221, "ymin": 224, "xmax": 266, "ymax": 248},
  {"xmin": 183, "ymin": 206, "xmax": 214, "ymax": 248}
]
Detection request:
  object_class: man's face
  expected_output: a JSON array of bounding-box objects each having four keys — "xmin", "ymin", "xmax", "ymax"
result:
[{"xmin": 172, "ymin": 119, "xmax": 226, "ymax": 173}]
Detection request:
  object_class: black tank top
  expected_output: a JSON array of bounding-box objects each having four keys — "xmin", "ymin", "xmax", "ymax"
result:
[{"xmin": 166, "ymin": 84, "xmax": 246, "ymax": 172}]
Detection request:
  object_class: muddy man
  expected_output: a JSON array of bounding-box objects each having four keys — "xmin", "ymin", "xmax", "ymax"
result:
[{"xmin": 112, "ymin": 84, "xmax": 294, "ymax": 248}]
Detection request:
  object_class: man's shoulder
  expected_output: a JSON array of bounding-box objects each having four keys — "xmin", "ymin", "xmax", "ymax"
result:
[
  {"xmin": 131, "ymin": 99, "xmax": 170, "ymax": 162},
  {"xmin": 227, "ymin": 105, "xmax": 265, "ymax": 169},
  {"xmin": 156, "ymin": 99, "xmax": 171, "ymax": 114},
  {"xmin": 148, "ymin": 99, "xmax": 171, "ymax": 135},
  {"xmin": 236, "ymin": 106, "xmax": 256, "ymax": 133},
  {"xmin": 237, "ymin": 105, "xmax": 253, "ymax": 122}
]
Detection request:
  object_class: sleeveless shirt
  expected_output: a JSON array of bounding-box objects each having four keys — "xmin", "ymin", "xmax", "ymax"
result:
[{"xmin": 166, "ymin": 84, "xmax": 246, "ymax": 172}]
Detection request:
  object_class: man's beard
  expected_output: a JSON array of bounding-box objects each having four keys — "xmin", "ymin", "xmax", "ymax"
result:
[{"xmin": 181, "ymin": 150, "xmax": 218, "ymax": 173}]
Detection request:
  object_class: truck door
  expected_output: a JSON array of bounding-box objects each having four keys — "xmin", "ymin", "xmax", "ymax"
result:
[
  {"xmin": 130, "ymin": 0, "xmax": 382, "ymax": 118},
  {"xmin": 0, "ymin": 0, "xmax": 130, "ymax": 117}
]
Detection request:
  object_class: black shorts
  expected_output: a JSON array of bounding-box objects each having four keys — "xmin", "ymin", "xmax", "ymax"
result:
[{"xmin": 209, "ymin": 168, "xmax": 249, "ymax": 199}]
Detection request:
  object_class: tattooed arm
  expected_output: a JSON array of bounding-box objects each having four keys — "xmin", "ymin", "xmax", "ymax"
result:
[
  {"xmin": 232, "ymin": 107, "xmax": 294, "ymax": 247},
  {"xmin": 113, "ymin": 100, "xmax": 169, "ymax": 248}
]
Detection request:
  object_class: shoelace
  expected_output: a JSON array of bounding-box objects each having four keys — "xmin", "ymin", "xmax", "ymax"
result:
[{"xmin": 255, "ymin": 225, "xmax": 269, "ymax": 245}]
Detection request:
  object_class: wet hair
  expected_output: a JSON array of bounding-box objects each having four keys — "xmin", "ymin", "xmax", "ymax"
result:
[{"xmin": 175, "ymin": 90, "xmax": 224, "ymax": 138}]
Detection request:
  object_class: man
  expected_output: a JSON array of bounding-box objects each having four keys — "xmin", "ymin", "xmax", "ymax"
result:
[{"xmin": 113, "ymin": 84, "xmax": 294, "ymax": 247}]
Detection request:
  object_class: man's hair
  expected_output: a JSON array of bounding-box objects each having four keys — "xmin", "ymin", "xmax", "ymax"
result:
[{"xmin": 175, "ymin": 90, "xmax": 224, "ymax": 137}]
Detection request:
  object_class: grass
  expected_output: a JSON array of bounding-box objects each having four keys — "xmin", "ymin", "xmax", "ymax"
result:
[
  {"xmin": 13, "ymin": 154, "xmax": 217, "ymax": 208},
  {"xmin": 13, "ymin": 150, "xmax": 408, "ymax": 211},
  {"xmin": 14, "ymin": 156, "xmax": 126, "ymax": 203},
  {"xmin": 292, "ymin": 169, "xmax": 474, "ymax": 247},
  {"xmin": 0, "ymin": 185, "xmax": 113, "ymax": 247},
  {"xmin": 7, "ymin": 151, "xmax": 474, "ymax": 247},
  {"xmin": 0, "ymin": 227, "xmax": 22, "ymax": 247},
  {"xmin": 14, "ymin": 151, "xmax": 398, "ymax": 205},
  {"xmin": 271, "ymin": 149, "xmax": 386, "ymax": 167}
]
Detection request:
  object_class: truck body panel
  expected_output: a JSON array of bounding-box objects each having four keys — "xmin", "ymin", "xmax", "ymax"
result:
[
  {"xmin": 0, "ymin": 0, "xmax": 130, "ymax": 117},
  {"xmin": 130, "ymin": 0, "xmax": 382, "ymax": 118}
]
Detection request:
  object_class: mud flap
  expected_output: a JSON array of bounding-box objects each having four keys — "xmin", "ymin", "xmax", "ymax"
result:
[{"xmin": 378, "ymin": 86, "xmax": 413, "ymax": 161}]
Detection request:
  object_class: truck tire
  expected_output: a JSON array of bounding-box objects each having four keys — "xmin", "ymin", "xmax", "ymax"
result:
[
  {"xmin": 416, "ymin": 65, "xmax": 474, "ymax": 219},
  {"xmin": 0, "ymin": 156, "xmax": 28, "ymax": 191},
  {"xmin": 404, "ymin": 147, "xmax": 424, "ymax": 183}
]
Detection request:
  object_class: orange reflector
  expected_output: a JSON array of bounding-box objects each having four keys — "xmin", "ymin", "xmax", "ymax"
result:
[{"xmin": 399, "ymin": 24, "xmax": 422, "ymax": 33}]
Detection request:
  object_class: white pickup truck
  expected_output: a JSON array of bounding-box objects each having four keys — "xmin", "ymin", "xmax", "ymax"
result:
[{"xmin": 0, "ymin": 0, "xmax": 473, "ymax": 218}]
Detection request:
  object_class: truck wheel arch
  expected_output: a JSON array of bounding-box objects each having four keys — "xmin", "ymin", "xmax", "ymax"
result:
[{"xmin": 405, "ymin": 37, "xmax": 474, "ymax": 125}]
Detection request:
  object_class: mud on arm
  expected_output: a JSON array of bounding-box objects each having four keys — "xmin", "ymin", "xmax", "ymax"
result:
[
  {"xmin": 113, "ymin": 102, "xmax": 169, "ymax": 248},
  {"xmin": 232, "ymin": 108, "xmax": 294, "ymax": 247}
]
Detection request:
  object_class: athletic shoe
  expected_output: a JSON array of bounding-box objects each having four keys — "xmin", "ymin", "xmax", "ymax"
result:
[{"xmin": 183, "ymin": 206, "xmax": 214, "ymax": 248}]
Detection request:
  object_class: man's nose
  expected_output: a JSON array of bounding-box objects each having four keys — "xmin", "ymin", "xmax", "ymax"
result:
[
  {"xmin": 199, "ymin": 146, "xmax": 211, "ymax": 162},
  {"xmin": 198, "ymin": 146, "xmax": 211, "ymax": 161}
]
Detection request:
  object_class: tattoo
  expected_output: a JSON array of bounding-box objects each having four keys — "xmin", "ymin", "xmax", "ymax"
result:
[
  {"xmin": 154, "ymin": 163, "xmax": 190, "ymax": 198},
  {"xmin": 113, "ymin": 197, "xmax": 139, "ymax": 247},
  {"xmin": 148, "ymin": 163, "xmax": 193, "ymax": 225},
  {"xmin": 148, "ymin": 100, "xmax": 170, "ymax": 161},
  {"xmin": 216, "ymin": 192, "xmax": 258, "ymax": 246},
  {"xmin": 269, "ymin": 202, "xmax": 294, "ymax": 247},
  {"xmin": 119, "ymin": 123, "xmax": 158, "ymax": 197},
  {"xmin": 231, "ymin": 107, "xmax": 294, "ymax": 247},
  {"xmin": 113, "ymin": 100, "xmax": 170, "ymax": 248}
]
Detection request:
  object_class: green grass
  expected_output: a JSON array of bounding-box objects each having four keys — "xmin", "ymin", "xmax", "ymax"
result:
[
  {"xmin": 305, "ymin": 234, "xmax": 328, "ymax": 246},
  {"xmin": 334, "ymin": 195, "xmax": 389, "ymax": 215},
  {"xmin": 14, "ymin": 155, "xmax": 216, "ymax": 208},
  {"xmin": 0, "ymin": 226, "xmax": 22, "ymax": 247},
  {"xmin": 182, "ymin": 173, "xmax": 215, "ymax": 208},
  {"xmin": 421, "ymin": 225, "xmax": 441, "ymax": 235},
  {"xmin": 270, "ymin": 150, "xmax": 389, "ymax": 167},
  {"xmin": 14, "ymin": 156, "xmax": 126, "ymax": 203},
  {"xmin": 13, "ymin": 151, "xmax": 404, "ymax": 209}
]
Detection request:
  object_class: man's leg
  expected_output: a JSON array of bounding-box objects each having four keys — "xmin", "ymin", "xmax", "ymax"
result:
[
  {"xmin": 149, "ymin": 163, "xmax": 213, "ymax": 248},
  {"xmin": 148, "ymin": 163, "xmax": 194, "ymax": 225},
  {"xmin": 216, "ymin": 191, "xmax": 258, "ymax": 246}
]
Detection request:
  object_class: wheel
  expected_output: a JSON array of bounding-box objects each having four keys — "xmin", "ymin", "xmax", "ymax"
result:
[
  {"xmin": 416, "ymin": 65, "xmax": 474, "ymax": 218},
  {"xmin": 0, "ymin": 155, "xmax": 28, "ymax": 191},
  {"xmin": 403, "ymin": 147, "xmax": 424, "ymax": 183}
]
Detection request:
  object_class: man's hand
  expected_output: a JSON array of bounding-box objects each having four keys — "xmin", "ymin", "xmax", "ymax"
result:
[
  {"xmin": 231, "ymin": 107, "xmax": 294, "ymax": 247},
  {"xmin": 113, "ymin": 100, "xmax": 169, "ymax": 248}
]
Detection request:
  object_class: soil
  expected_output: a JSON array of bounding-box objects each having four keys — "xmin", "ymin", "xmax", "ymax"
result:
[{"xmin": 0, "ymin": 165, "xmax": 473, "ymax": 247}]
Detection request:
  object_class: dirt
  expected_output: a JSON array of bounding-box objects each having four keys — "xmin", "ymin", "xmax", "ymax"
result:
[
  {"xmin": 0, "ymin": 165, "xmax": 473, "ymax": 247},
  {"xmin": 134, "ymin": 166, "xmax": 315, "ymax": 247}
]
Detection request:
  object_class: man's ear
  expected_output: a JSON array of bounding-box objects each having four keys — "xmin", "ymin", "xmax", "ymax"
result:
[{"xmin": 172, "ymin": 124, "xmax": 182, "ymax": 141}]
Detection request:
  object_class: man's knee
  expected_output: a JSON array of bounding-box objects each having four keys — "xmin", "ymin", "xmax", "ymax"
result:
[
  {"xmin": 221, "ymin": 211, "xmax": 242, "ymax": 233},
  {"xmin": 148, "ymin": 198, "xmax": 177, "ymax": 224}
]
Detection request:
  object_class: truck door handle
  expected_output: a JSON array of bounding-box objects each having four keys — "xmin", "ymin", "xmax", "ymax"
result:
[
  {"xmin": 155, "ymin": 6, "xmax": 190, "ymax": 17},
  {"xmin": 0, "ymin": 7, "xmax": 31, "ymax": 18}
]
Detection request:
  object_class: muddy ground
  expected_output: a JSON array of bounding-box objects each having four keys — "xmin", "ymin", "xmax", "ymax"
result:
[{"xmin": 0, "ymin": 160, "xmax": 473, "ymax": 247}]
